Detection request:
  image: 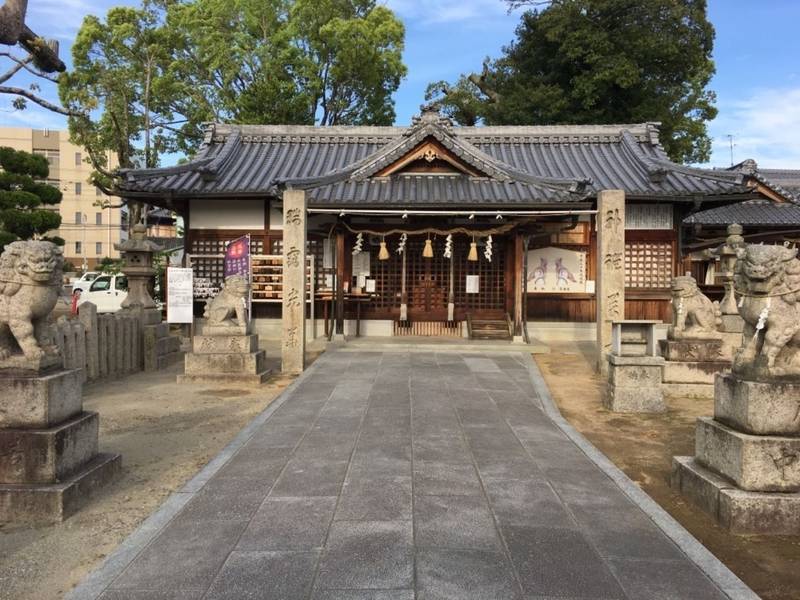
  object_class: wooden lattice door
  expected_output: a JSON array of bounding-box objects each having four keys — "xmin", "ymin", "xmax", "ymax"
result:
[{"xmin": 407, "ymin": 238, "xmax": 448, "ymax": 318}]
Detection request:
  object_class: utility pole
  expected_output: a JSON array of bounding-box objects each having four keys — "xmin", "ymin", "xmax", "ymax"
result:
[{"xmin": 726, "ymin": 134, "xmax": 735, "ymax": 166}]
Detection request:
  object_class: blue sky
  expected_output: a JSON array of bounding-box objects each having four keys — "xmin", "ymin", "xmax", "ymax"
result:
[{"xmin": 3, "ymin": 0, "xmax": 800, "ymax": 168}]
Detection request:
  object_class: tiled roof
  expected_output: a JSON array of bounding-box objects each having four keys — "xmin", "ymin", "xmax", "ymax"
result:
[
  {"xmin": 758, "ymin": 169, "xmax": 800, "ymax": 198},
  {"xmin": 118, "ymin": 111, "xmax": 758, "ymax": 207},
  {"xmin": 683, "ymin": 199, "xmax": 800, "ymax": 226}
]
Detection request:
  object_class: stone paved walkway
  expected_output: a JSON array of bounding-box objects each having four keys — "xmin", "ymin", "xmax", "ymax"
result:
[{"xmin": 94, "ymin": 349, "xmax": 732, "ymax": 599}]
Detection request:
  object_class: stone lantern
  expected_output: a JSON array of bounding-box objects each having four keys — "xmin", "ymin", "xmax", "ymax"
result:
[{"xmin": 115, "ymin": 223, "xmax": 162, "ymax": 322}]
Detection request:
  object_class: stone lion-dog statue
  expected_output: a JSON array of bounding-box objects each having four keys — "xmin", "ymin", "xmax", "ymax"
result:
[
  {"xmin": 733, "ymin": 244, "xmax": 800, "ymax": 378},
  {"xmin": 0, "ymin": 240, "xmax": 63, "ymax": 364},
  {"xmin": 204, "ymin": 274, "xmax": 249, "ymax": 328},
  {"xmin": 668, "ymin": 275, "xmax": 721, "ymax": 340}
]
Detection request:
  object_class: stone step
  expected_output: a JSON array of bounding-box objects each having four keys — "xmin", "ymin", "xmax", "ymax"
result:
[
  {"xmin": 184, "ymin": 350, "xmax": 266, "ymax": 375},
  {"xmin": 695, "ymin": 417, "xmax": 800, "ymax": 492},
  {"xmin": 192, "ymin": 334, "xmax": 259, "ymax": 355},
  {"xmin": 662, "ymin": 360, "xmax": 729, "ymax": 384},
  {"xmin": 176, "ymin": 370, "xmax": 272, "ymax": 387},
  {"xmin": 0, "ymin": 368, "xmax": 82, "ymax": 429},
  {"xmin": 714, "ymin": 373, "xmax": 800, "ymax": 436},
  {"xmin": 672, "ymin": 456, "xmax": 800, "ymax": 535},
  {"xmin": 0, "ymin": 412, "xmax": 99, "ymax": 484},
  {"xmin": 0, "ymin": 452, "xmax": 121, "ymax": 524}
]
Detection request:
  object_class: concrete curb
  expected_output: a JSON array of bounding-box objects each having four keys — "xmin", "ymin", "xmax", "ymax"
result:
[
  {"xmin": 521, "ymin": 353, "xmax": 760, "ymax": 600},
  {"xmin": 64, "ymin": 354, "xmax": 330, "ymax": 600}
]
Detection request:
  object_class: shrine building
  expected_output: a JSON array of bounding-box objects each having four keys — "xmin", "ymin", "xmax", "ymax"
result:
[{"xmin": 117, "ymin": 108, "xmax": 795, "ymax": 342}]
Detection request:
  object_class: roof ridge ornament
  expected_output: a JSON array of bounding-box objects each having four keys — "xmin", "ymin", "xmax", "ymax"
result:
[{"xmin": 408, "ymin": 103, "xmax": 454, "ymax": 134}]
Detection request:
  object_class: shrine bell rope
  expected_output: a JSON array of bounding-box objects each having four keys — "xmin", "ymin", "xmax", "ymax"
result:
[{"xmin": 339, "ymin": 219, "xmax": 529, "ymax": 238}]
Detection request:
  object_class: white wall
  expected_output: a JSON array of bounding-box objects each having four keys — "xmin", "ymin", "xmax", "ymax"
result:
[{"xmin": 191, "ymin": 199, "xmax": 265, "ymax": 230}]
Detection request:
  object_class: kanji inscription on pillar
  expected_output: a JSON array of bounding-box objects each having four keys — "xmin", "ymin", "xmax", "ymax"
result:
[
  {"xmin": 596, "ymin": 190, "xmax": 626, "ymax": 374},
  {"xmin": 282, "ymin": 189, "xmax": 306, "ymax": 374}
]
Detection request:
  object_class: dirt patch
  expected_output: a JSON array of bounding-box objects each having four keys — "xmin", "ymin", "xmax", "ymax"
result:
[
  {"xmin": 536, "ymin": 345, "xmax": 800, "ymax": 600},
  {"xmin": 0, "ymin": 361, "xmax": 299, "ymax": 600}
]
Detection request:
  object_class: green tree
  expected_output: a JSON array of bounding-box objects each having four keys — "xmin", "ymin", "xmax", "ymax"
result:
[
  {"xmin": 59, "ymin": 0, "xmax": 406, "ymax": 228},
  {"xmin": 167, "ymin": 0, "xmax": 406, "ymax": 128},
  {"xmin": 428, "ymin": 0, "xmax": 717, "ymax": 163},
  {"xmin": 0, "ymin": 146, "xmax": 63, "ymax": 249}
]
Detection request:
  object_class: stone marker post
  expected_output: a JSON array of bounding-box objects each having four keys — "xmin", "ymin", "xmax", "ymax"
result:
[
  {"xmin": 595, "ymin": 190, "xmax": 626, "ymax": 375},
  {"xmin": 282, "ymin": 189, "xmax": 307, "ymax": 374}
]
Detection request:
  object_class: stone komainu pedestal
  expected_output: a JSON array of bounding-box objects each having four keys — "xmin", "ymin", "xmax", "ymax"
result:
[
  {"xmin": 660, "ymin": 338, "xmax": 730, "ymax": 400},
  {"xmin": 672, "ymin": 373, "xmax": 800, "ymax": 534},
  {"xmin": 0, "ymin": 367, "xmax": 121, "ymax": 523},
  {"xmin": 178, "ymin": 326, "xmax": 271, "ymax": 386},
  {"xmin": 604, "ymin": 354, "xmax": 666, "ymax": 413}
]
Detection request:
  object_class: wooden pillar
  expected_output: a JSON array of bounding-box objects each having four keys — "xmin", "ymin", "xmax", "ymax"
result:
[
  {"xmin": 596, "ymin": 190, "xmax": 626, "ymax": 374},
  {"xmin": 281, "ymin": 189, "xmax": 306, "ymax": 374},
  {"xmin": 512, "ymin": 232, "xmax": 525, "ymax": 342},
  {"xmin": 335, "ymin": 230, "xmax": 345, "ymax": 337}
]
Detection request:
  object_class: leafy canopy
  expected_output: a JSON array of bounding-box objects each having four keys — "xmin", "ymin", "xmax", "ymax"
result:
[
  {"xmin": 59, "ymin": 0, "xmax": 406, "ymax": 171},
  {"xmin": 0, "ymin": 147, "xmax": 63, "ymax": 249},
  {"xmin": 427, "ymin": 0, "xmax": 717, "ymax": 164}
]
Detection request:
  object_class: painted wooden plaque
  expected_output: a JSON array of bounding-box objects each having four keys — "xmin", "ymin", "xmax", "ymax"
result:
[{"xmin": 527, "ymin": 247, "xmax": 587, "ymax": 293}]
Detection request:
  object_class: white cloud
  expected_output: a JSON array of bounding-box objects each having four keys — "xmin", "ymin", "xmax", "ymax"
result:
[{"xmin": 706, "ymin": 87, "xmax": 800, "ymax": 169}]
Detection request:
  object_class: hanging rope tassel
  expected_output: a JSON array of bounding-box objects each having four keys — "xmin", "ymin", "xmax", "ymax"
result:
[{"xmin": 399, "ymin": 246, "xmax": 408, "ymax": 322}]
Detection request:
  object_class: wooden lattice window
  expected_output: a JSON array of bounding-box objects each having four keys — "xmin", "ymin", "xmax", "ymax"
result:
[
  {"xmin": 625, "ymin": 241, "xmax": 673, "ymax": 289},
  {"xmin": 365, "ymin": 235, "xmax": 506, "ymax": 316}
]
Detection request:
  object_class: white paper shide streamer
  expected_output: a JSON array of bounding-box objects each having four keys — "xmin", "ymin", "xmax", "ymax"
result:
[{"xmin": 484, "ymin": 235, "xmax": 493, "ymax": 262}]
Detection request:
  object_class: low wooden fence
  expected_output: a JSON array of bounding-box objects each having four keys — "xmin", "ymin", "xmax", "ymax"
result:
[{"xmin": 51, "ymin": 303, "xmax": 153, "ymax": 382}]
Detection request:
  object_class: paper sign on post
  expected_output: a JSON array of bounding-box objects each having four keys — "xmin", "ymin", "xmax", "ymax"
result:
[{"xmin": 167, "ymin": 267, "xmax": 194, "ymax": 323}]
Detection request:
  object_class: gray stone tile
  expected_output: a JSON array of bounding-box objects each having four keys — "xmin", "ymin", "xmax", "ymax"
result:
[
  {"xmin": 177, "ymin": 477, "xmax": 269, "ymax": 522},
  {"xmin": 316, "ymin": 521, "xmax": 413, "ymax": 590},
  {"xmin": 545, "ymin": 468, "xmax": 631, "ymax": 508},
  {"xmin": 271, "ymin": 458, "xmax": 349, "ymax": 497},
  {"xmin": 484, "ymin": 479, "xmax": 576, "ymax": 529},
  {"xmin": 412, "ymin": 436, "xmax": 473, "ymax": 464},
  {"xmin": 569, "ymin": 505, "xmax": 686, "ymax": 561},
  {"xmin": 98, "ymin": 591, "xmax": 202, "ymax": 600},
  {"xmin": 523, "ymin": 439, "xmax": 593, "ymax": 471},
  {"xmin": 336, "ymin": 476, "xmax": 412, "ymax": 520},
  {"xmin": 247, "ymin": 425, "xmax": 309, "ymax": 448},
  {"xmin": 108, "ymin": 518, "xmax": 247, "ymax": 592},
  {"xmin": 212, "ymin": 446, "xmax": 292, "ymax": 481},
  {"xmin": 414, "ymin": 495, "xmax": 502, "ymax": 550},
  {"xmin": 312, "ymin": 591, "xmax": 414, "ymax": 600},
  {"xmin": 456, "ymin": 407, "xmax": 507, "ymax": 428},
  {"xmin": 463, "ymin": 357, "xmax": 502, "ymax": 373},
  {"xmin": 475, "ymin": 373, "xmax": 523, "ymax": 391},
  {"xmin": 501, "ymin": 525, "xmax": 626, "ymax": 598},
  {"xmin": 607, "ymin": 558, "xmax": 728, "ymax": 600},
  {"xmin": 472, "ymin": 452, "xmax": 543, "ymax": 481},
  {"xmin": 416, "ymin": 548, "xmax": 521, "ymax": 600},
  {"xmin": 237, "ymin": 497, "xmax": 337, "ymax": 550},
  {"xmin": 204, "ymin": 551, "xmax": 319, "ymax": 600},
  {"xmin": 414, "ymin": 461, "xmax": 483, "ymax": 496},
  {"xmin": 508, "ymin": 423, "xmax": 567, "ymax": 442},
  {"xmin": 293, "ymin": 432, "xmax": 359, "ymax": 460}
]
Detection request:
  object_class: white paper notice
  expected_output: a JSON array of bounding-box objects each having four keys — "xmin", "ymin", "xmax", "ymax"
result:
[
  {"xmin": 466, "ymin": 275, "xmax": 479, "ymax": 294},
  {"xmin": 167, "ymin": 267, "xmax": 194, "ymax": 323},
  {"xmin": 585, "ymin": 280, "xmax": 596, "ymax": 294},
  {"xmin": 352, "ymin": 252, "xmax": 371, "ymax": 276},
  {"xmin": 357, "ymin": 274, "xmax": 366, "ymax": 289},
  {"xmin": 365, "ymin": 279, "xmax": 376, "ymax": 293}
]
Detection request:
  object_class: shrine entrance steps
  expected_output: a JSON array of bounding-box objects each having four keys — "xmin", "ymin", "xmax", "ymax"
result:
[
  {"xmin": 469, "ymin": 317, "xmax": 513, "ymax": 341},
  {"xmin": 70, "ymin": 348, "xmax": 751, "ymax": 600}
]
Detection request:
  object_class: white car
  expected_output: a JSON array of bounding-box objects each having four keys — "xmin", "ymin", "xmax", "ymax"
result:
[
  {"xmin": 76, "ymin": 274, "xmax": 129, "ymax": 313},
  {"xmin": 71, "ymin": 271, "xmax": 101, "ymax": 294}
]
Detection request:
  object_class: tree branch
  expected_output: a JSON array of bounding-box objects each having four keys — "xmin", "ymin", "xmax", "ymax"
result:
[
  {"xmin": 0, "ymin": 58, "xmax": 28, "ymax": 84},
  {"xmin": 0, "ymin": 84, "xmax": 79, "ymax": 115},
  {"xmin": 0, "ymin": 51, "xmax": 56, "ymax": 81}
]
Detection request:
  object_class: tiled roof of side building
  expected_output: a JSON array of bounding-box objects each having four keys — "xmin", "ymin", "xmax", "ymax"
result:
[
  {"xmin": 117, "ymin": 112, "xmax": 761, "ymax": 207},
  {"xmin": 683, "ymin": 199, "xmax": 800, "ymax": 226}
]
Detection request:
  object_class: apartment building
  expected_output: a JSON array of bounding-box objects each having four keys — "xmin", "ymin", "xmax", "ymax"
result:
[{"xmin": 0, "ymin": 127, "xmax": 125, "ymax": 270}]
